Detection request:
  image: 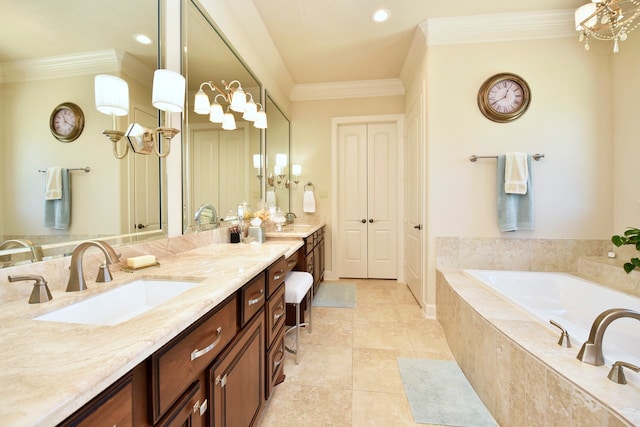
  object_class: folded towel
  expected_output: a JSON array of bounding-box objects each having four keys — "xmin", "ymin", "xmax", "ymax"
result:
[
  {"xmin": 504, "ymin": 152, "xmax": 528, "ymax": 194},
  {"xmin": 45, "ymin": 167, "xmax": 63, "ymax": 200},
  {"xmin": 497, "ymin": 155, "xmax": 534, "ymax": 232},
  {"xmin": 303, "ymin": 190, "xmax": 316, "ymax": 213},
  {"xmin": 44, "ymin": 168, "xmax": 71, "ymax": 230},
  {"xmin": 266, "ymin": 190, "xmax": 276, "ymax": 207}
]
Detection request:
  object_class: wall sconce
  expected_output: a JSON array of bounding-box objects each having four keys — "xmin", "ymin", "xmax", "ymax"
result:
[
  {"xmin": 193, "ymin": 80, "xmax": 267, "ymax": 129},
  {"xmin": 253, "ymin": 154, "xmax": 263, "ymax": 179},
  {"xmin": 267, "ymin": 155, "xmax": 302, "ymax": 189},
  {"xmin": 291, "ymin": 164, "xmax": 302, "ymax": 185},
  {"xmin": 95, "ymin": 69, "xmax": 185, "ymax": 159},
  {"xmin": 95, "ymin": 74, "xmax": 130, "ymax": 159}
]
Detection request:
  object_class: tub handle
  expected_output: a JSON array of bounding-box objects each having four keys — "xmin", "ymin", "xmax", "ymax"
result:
[{"xmin": 549, "ymin": 320, "xmax": 571, "ymax": 348}]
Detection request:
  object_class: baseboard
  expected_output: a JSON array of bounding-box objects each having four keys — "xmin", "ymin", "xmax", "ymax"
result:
[{"xmin": 424, "ymin": 303, "xmax": 436, "ymax": 319}]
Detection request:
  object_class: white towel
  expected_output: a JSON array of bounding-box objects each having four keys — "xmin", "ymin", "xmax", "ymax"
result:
[
  {"xmin": 45, "ymin": 167, "xmax": 63, "ymax": 200},
  {"xmin": 303, "ymin": 190, "xmax": 316, "ymax": 213},
  {"xmin": 504, "ymin": 152, "xmax": 528, "ymax": 195}
]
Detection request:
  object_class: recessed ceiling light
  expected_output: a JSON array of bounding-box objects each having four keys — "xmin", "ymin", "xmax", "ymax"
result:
[
  {"xmin": 134, "ymin": 34, "xmax": 153, "ymax": 45},
  {"xmin": 371, "ymin": 9, "xmax": 390, "ymax": 23}
]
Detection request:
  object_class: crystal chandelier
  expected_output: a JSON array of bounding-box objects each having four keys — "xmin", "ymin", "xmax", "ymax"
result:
[{"xmin": 575, "ymin": 0, "xmax": 640, "ymax": 52}]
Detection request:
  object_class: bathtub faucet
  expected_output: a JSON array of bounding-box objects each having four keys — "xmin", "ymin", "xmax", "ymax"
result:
[{"xmin": 576, "ymin": 308, "xmax": 640, "ymax": 366}]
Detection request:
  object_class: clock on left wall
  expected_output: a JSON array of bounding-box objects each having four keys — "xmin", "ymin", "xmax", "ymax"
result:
[{"xmin": 49, "ymin": 102, "xmax": 85, "ymax": 142}]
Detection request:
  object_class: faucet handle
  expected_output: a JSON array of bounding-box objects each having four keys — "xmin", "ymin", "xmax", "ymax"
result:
[
  {"xmin": 8, "ymin": 274, "xmax": 53, "ymax": 304},
  {"xmin": 608, "ymin": 361, "xmax": 640, "ymax": 385},
  {"xmin": 96, "ymin": 261, "xmax": 113, "ymax": 283},
  {"xmin": 549, "ymin": 319, "xmax": 571, "ymax": 348}
]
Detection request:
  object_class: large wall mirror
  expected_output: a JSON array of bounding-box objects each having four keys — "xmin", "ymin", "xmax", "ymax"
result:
[
  {"xmin": 0, "ymin": 0, "xmax": 164, "ymax": 268},
  {"xmin": 265, "ymin": 94, "xmax": 291, "ymax": 213},
  {"xmin": 182, "ymin": 0, "xmax": 263, "ymax": 232}
]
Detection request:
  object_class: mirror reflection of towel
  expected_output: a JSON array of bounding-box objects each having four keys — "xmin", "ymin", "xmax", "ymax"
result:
[
  {"xmin": 44, "ymin": 168, "xmax": 71, "ymax": 230},
  {"xmin": 303, "ymin": 190, "xmax": 316, "ymax": 213}
]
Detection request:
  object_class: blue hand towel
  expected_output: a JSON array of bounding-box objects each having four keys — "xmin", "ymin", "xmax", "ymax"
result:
[
  {"xmin": 44, "ymin": 168, "xmax": 71, "ymax": 230},
  {"xmin": 497, "ymin": 155, "xmax": 533, "ymax": 232}
]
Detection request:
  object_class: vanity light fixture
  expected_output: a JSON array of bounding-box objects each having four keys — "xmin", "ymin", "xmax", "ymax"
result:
[
  {"xmin": 95, "ymin": 74, "xmax": 130, "ymax": 159},
  {"xmin": 253, "ymin": 154, "xmax": 263, "ymax": 179},
  {"xmin": 291, "ymin": 164, "xmax": 302, "ymax": 185},
  {"xmin": 193, "ymin": 80, "xmax": 267, "ymax": 129},
  {"xmin": 95, "ymin": 69, "xmax": 185, "ymax": 159},
  {"xmin": 575, "ymin": 0, "xmax": 640, "ymax": 52},
  {"xmin": 268, "ymin": 154, "xmax": 301, "ymax": 189}
]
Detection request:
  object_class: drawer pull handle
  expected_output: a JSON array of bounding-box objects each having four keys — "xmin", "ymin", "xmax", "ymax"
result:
[
  {"xmin": 248, "ymin": 289, "xmax": 265, "ymax": 306},
  {"xmin": 273, "ymin": 345, "xmax": 285, "ymax": 373},
  {"xmin": 190, "ymin": 327, "xmax": 222, "ymax": 361},
  {"xmin": 287, "ymin": 259, "xmax": 296, "ymax": 267},
  {"xmin": 215, "ymin": 374, "xmax": 228, "ymax": 388},
  {"xmin": 193, "ymin": 398, "xmax": 208, "ymax": 416},
  {"xmin": 273, "ymin": 304, "xmax": 285, "ymax": 321},
  {"xmin": 273, "ymin": 269, "xmax": 285, "ymax": 281}
]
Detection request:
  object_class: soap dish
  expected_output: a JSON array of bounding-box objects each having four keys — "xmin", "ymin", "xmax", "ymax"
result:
[{"xmin": 121, "ymin": 262, "xmax": 161, "ymax": 273}]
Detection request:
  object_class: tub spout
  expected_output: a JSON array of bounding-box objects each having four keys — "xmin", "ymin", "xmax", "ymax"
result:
[{"xmin": 576, "ymin": 308, "xmax": 640, "ymax": 366}]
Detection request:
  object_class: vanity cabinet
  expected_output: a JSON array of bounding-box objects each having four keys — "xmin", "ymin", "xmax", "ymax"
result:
[
  {"xmin": 59, "ymin": 373, "xmax": 134, "ymax": 427},
  {"xmin": 264, "ymin": 257, "xmax": 287, "ymax": 399},
  {"xmin": 288, "ymin": 226, "xmax": 325, "ymax": 325},
  {"xmin": 209, "ymin": 310, "xmax": 265, "ymax": 427}
]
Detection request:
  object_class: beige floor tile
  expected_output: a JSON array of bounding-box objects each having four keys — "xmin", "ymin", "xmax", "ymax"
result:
[
  {"xmin": 353, "ymin": 348, "xmax": 413, "ymax": 394},
  {"xmin": 353, "ymin": 318, "xmax": 415, "ymax": 352},
  {"xmin": 282, "ymin": 343, "xmax": 353, "ymax": 390},
  {"xmin": 352, "ymin": 390, "xmax": 419, "ymax": 427}
]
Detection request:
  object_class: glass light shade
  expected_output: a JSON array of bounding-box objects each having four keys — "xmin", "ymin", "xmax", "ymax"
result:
[
  {"xmin": 575, "ymin": 3, "xmax": 597, "ymax": 30},
  {"xmin": 292, "ymin": 164, "xmax": 302, "ymax": 176},
  {"xmin": 95, "ymin": 74, "xmax": 129, "ymax": 116},
  {"xmin": 253, "ymin": 110, "xmax": 268, "ymax": 129},
  {"xmin": 152, "ymin": 69, "xmax": 185, "ymax": 113},
  {"xmin": 125, "ymin": 123, "xmax": 154, "ymax": 154},
  {"xmin": 222, "ymin": 112, "xmax": 236, "ymax": 130},
  {"xmin": 253, "ymin": 154, "xmax": 262, "ymax": 169},
  {"xmin": 194, "ymin": 89, "xmax": 211, "ymax": 114},
  {"xmin": 276, "ymin": 153, "xmax": 288, "ymax": 167},
  {"xmin": 274, "ymin": 165, "xmax": 282, "ymax": 175},
  {"xmin": 242, "ymin": 98, "xmax": 258, "ymax": 121},
  {"xmin": 230, "ymin": 86, "xmax": 246, "ymax": 112},
  {"xmin": 209, "ymin": 102, "xmax": 224, "ymax": 123}
]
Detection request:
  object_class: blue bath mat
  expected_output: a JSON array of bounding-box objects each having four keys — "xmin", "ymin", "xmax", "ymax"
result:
[
  {"xmin": 397, "ymin": 358, "xmax": 496, "ymax": 427},
  {"xmin": 312, "ymin": 281, "xmax": 356, "ymax": 308}
]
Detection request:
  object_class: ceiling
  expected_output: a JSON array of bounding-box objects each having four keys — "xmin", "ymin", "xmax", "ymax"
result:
[{"xmin": 250, "ymin": 0, "xmax": 585, "ymax": 84}]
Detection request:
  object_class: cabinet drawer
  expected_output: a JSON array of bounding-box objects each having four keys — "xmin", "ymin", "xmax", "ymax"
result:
[
  {"xmin": 266, "ymin": 256, "xmax": 286, "ymax": 298},
  {"xmin": 266, "ymin": 283, "xmax": 285, "ymax": 346},
  {"xmin": 305, "ymin": 235, "xmax": 314, "ymax": 254},
  {"xmin": 241, "ymin": 274, "xmax": 266, "ymax": 326},
  {"xmin": 266, "ymin": 326, "xmax": 285, "ymax": 400},
  {"xmin": 285, "ymin": 251, "xmax": 299, "ymax": 273},
  {"xmin": 151, "ymin": 295, "xmax": 238, "ymax": 422},
  {"xmin": 61, "ymin": 374, "xmax": 133, "ymax": 427},
  {"xmin": 156, "ymin": 379, "xmax": 207, "ymax": 427}
]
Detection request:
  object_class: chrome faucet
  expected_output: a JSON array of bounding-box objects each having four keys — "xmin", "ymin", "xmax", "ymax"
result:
[
  {"xmin": 576, "ymin": 308, "xmax": 640, "ymax": 365},
  {"xmin": 286, "ymin": 211, "xmax": 297, "ymax": 224},
  {"xmin": 66, "ymin": 240, "xmax": 120, "ymax": 292}
]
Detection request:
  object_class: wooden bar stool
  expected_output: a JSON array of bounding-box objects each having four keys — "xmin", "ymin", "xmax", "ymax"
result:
[{"xmin": 284, "ymin": 271, "xmax": 313, "ymax": 364}]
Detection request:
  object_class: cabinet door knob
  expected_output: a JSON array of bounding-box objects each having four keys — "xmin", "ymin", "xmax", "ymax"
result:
[{"xmin": 361, "ymin": 219, "xmax": 366, "ymax": 223}]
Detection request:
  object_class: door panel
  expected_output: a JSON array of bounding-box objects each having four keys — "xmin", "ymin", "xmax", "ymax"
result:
[{"xmin": 131, "ymin": 107, "xmax": 160, "ymax": 233}]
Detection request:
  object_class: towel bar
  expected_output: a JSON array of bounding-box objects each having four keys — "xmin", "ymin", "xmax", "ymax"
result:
[
  {"xmin": 38, "ymin": 167, "xmax": 91, "ymax": 173},
  {"xmin": 469, "ymin": 154, "xmax": 544, "ymax": 162}
]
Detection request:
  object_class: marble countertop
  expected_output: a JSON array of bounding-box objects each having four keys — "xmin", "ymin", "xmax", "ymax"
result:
[
  {"xmin": 0, "ymin": 240, "xmax": 302, "ymax": 427},
  {"xmin": 265, "ymin": 222, "xmax": 324, "ymax": 239}
]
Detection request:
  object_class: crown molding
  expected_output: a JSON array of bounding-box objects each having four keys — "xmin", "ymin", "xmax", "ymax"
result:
[
  {"xmin": 421, "ymin": 9, "xmax": 576, "ymax": 46},
  {"xmin": 291, "ymin": 78, "xmax": 404, "ymax": 101},
  {"xmin": 0, "ymin": 49, "xmax": 130, "ymax": 83}
]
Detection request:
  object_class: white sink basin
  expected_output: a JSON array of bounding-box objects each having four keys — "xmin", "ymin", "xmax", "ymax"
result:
[{"xmin": 35, "ymin": 279, "xmax": 199, "ymax": 326}]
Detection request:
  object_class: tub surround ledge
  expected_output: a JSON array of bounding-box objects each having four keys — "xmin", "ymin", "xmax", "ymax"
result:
[{"xmin": 437, "ymin": 269, "xmax": 639, "ymax": 427}]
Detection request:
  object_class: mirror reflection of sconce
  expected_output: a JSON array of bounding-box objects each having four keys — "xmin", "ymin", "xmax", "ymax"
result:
[
  {"xmin": 253, "ymin": 154, "xmax": 263, "ymax": 179},
  {"xmin": 194, "ymin": 80, "xmax": 267, "ymax": 130},
  {"xmin": 291, "ymin": 164, "xmax": 302, "ymax": 186},
  {"xmin": 95, "ymin": 69, "xmax": 185, "ymax": 159}
]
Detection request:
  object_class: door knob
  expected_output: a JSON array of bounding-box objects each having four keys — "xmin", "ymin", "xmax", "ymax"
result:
[
  {"xmin": 369, "ymin": 219, "xmax": 374, "ymax": 223},
  {"xmin": 414, "ymin": 224, "xmax": 422, "ymax": 230},
  {"xmin": 136, "ymin": 223, "xmax": 146, "ymax": 229},
  {"xmin": 361, "ymin": 219, "xmax": 366, "ymax": 223}
]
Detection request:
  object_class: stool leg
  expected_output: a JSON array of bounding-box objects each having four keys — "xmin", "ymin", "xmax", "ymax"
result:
[
  {"xmin": 308, "ymin": 286, "xmax": 313, "ymax": 333},
  {"xmin": 295, "ymin": 302, "xmax": 300, "ymax": 364}
]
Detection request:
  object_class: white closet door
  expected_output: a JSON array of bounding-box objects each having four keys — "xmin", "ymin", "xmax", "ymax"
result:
[
  {"xmin": 338, "ymin": 124, "xmax": 368, "ymax": 278},
  {"xmin": 337, "ymin": 122, "xmax": 397, "ymax": 279}
]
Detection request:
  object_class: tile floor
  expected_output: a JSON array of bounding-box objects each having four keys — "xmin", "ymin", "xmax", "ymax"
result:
[{"xmin": 258, "ymin": 279, "xmax": 456, "ymax": 427}]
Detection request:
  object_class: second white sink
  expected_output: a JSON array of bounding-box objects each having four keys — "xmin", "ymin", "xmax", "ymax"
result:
[{"xmin": 35, "ymin": 279, "xmax": 199, "ymax": 326}]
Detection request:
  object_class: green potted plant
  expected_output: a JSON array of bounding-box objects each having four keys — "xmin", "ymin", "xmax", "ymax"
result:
[{"xmin": 611, "ymin": 227, "xmax": 640, "ymax": 273}]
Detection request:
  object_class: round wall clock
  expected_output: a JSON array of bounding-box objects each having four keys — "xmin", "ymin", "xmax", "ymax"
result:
[
  {"xmin": 477, "ymin": 73, "xmax": 531, "ymax": 123},
  {"xmin": 49, "ymin": 102, "xmax": 85, "ymax": 142}
]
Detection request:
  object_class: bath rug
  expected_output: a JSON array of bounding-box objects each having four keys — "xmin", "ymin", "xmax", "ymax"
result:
[
  {"xmin": 397, "ymin": 358, "xmax": 496, "ymax": 427},
  {"xmin": 312, "ymin": 281, "xmax": 356, "ymax": 308}
]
